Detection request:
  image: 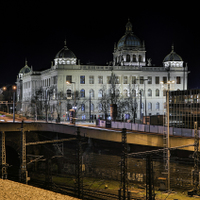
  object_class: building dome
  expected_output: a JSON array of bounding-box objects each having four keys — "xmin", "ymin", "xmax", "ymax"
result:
[
  {"xmin": 19, "ymin": 60, "xmax": 31, "ymax": 74},
  {"xmin": 117, "ymin": 19, "xmax": 141, "ymax": 50},
  {"xmin": 117, "ymin": 34, "xmax": 141, "ymax": 49},
  {"xmin": 163, "ymin": 45, "xmax": 182, "ymax": 62},
  {"xmin": 54, "ymin": 40, "xmax": 77, "ymax": 65},
  {"xmin": 55, "ymin": 41, "xmax": 76, "ymax": 59}
]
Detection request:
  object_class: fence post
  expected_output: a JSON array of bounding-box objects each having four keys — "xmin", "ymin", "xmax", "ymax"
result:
[
  {"xmin": 121, "ymin": 128, "xmax": 128, "ymax": 200},
  {"xmin": 76, "ymin": 127, "xmax": 83, "ymax": 199}
]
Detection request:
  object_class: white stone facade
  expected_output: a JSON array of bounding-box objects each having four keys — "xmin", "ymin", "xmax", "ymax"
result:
[{"xmin": 16, "ymin": 20, "xmax": 188, "ymax": 121}]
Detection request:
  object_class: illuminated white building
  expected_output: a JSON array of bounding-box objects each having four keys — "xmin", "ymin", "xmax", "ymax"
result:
[{"xmin": 16, "ymin": 20, "xmax": 188, "ymax": 121}]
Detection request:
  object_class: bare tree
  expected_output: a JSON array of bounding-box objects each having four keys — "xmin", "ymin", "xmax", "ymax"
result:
[
  {"xmin": 97, "ymin": 85, "xmax": 110, "ymax": 119},
  {"xmin": 127, "ymin": 84, "xmax": 138, "ymax": 123}
]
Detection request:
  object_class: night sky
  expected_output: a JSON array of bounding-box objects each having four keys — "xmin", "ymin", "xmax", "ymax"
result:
[{"xmin": 0, "ymin": 1, "xmax": 199, "ymax": 88}]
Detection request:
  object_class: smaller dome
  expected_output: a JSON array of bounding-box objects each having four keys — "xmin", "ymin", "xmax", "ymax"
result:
[
  {"xmin": 19, "ymin": 60, "xmax": 31, "ymax": 74},
  {"xmin": 55, "ymin": 41, "xmax": 76, "ymax": 59},
  {"xmin": 163, "ymin": 45, "xmax": 182, "ymax": 62}
]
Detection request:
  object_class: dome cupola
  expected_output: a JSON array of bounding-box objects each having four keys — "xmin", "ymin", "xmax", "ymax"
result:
[
  {"xmin": 117, "ymin": 19, "xmax": 142, "ymax": 50},
  {"xmin": 113, "ymin": 19, "xmax": 146, "ymax": 67},
  {"xmin": 18, "ymin": 60, "xmax": 32, "ymax": 78},
  {"xmin": 163, "ymin": 45, "xmax": 183, "ymax": 68},
  {"xmin": 54, "ymin": 40, "xmax": 77, "ymax": 65}
]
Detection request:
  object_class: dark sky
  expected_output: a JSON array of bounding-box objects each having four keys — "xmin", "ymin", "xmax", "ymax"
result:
[{"xmin": 0, "ymin": 1, "xmax": 199, "ymax": 88}]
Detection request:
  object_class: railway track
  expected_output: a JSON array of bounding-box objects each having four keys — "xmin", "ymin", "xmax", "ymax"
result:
[{"xmin": 29, "ymin": 178, "xmax": 119, "ymax": 200}]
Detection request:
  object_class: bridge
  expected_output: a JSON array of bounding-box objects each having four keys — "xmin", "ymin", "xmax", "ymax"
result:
[
  {"xmin": 0, "ymin": 122, "xmax": 197, "ymax": 151},
  {"xmin": 0, "ymin": 121, "xmax": 197, "ymax": 196}
]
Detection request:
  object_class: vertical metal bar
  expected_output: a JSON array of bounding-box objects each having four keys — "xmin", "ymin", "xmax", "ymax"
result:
[
  {"xmin": 121, "ymin": 128, "xmax": 128, "ymax": 200},
  {"xmin": 76, "ymin": 127, "xmax": 83, "ymax": 199},
  {"xmin": 167, "ymin": 90, "xmax": 170, "ymax": 192},
  {"xmin": 193, "ymin": 121, "xmax": 199, "ymax": 192},
  {"xmin": 20, "ymin": 121, "xmax": 27, "ymax": 184},
  {"xmin": 0, "ymin": 131, "xmax": 7, "ymax": 179}
]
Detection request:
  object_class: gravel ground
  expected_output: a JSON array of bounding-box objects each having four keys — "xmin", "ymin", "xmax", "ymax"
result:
[{"xmin": 0, "ymin": 179, "xmax": 79, "ymax": 200}]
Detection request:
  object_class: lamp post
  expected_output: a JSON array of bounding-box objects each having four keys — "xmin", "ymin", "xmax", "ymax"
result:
[
  {"xmin": 160, "ymin": 80, "xmax": 175, "ymax": 192},
  {"xmin": 66, "ymin": 81, "xmax": 76, "ymax": 125},
  {"xmin": 12, "ymin": 85, "xmax": 17, "ymax": 123}
]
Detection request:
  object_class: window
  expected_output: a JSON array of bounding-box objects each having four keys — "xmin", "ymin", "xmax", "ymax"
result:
[
  {"xmin": 148, "ymin": 102, "xmax": 152, "ymax": 110},
  {"xmin": 81, "ymin": 104, "xmax": 85, "ymax": 111},
  {"xmin": 99, "ymin": 103, "xmax": 102, "ymax": 111},
  {"xmin": 89, "ymin": 76, "xmax": 94, "ymax": 84},
  {"xmin": 89, "ymin": 89, "xmax": 94, "ymax": 98},
  {"xmin": 133, "ymin": 55, "xmax": 136, "ymax": 62},
  {"xmin": 126, "ymin": 54, "xmax": 130, "ymax": 62},
  {"xmin": 66, "ymin": 75, "xmax": 72, "ymax": 83},
  {"xmin": 176, "ymin": 76, "xmax": 181, "ymax": 84},
  {"xmin": 132, "ymin": 76, "xmax": 136, "ymax": 84},
  {"xmin": 148, "ymin": 76, "xmax": 152, "ymax": 84},
  {"xmin": 139, "ymin": 55, "xmax": 142, "ymax": 62},
  {"xmin": 98, "ymin": 89, "xmax": 103, "ymax": 98},
  {"xmin": 132, "ymin": 89, "xmax": 136, "ymax": 97},
  {"xmin": 163, "ymin": 76, "xmax": 167, "ymax": 84},
  {"xmin": 148, "ymin": 89, "xmax": 152, "ymax": 97},
  {"xmin": 156, "ymin": 102, "xmax": 160, "ymax": 110},
  {"xmin": 107, "ymin": 76, "xmax": 111, "ymax": 84},
  {"xmin": 67, "ymin": 89, "xmax": 71, "ymax": 98},
  {"xmin": 98, "ymin": 76, "xmax": 103, "ymax": 84},
  {"xmin": 124, "ymin": 89, "xmax": 128, "ymax": 97},
  {"xmin": 155, "ymin": 89, "xmax": 160, "ymax": 97},
  {"xmin": 140, "ymin": 76, "xmax": 144, "ymax": 84},
  {"xmin": 163, "ymin": 89, "xmax": 166, "ymax": 96},
  {"xmin": 116, "ymin": 76, "xmax": 120, "ymax": 84},
  {"xmin": 155, "ymin": 77, "xmax": 159, "ymax": 84},
  {"xmin": 124, "ymin": 76, "xmax": 128, "ymax": 84},
  {"xmin": 91, "ymin": 103, "xmax": 94, "ymax": 112},
  {"xmin": 80, "ymin": 76, "xmax": 85, "ymax": 84},
  {"xmin": 80, "ymin": 89, "xmax": 85, "ymax": 97}
]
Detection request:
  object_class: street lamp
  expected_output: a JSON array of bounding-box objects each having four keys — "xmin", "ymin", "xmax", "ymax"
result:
[
  {"xmin": 160, "ymin": 80, "xmax": 175, "ymax": 192},
  {"xmin": 66, "ymin": 81, "xmax": 76, "ymax": 125},
  {"xmin": 12, "ymin": 85, "xmax": 17, "ymax": 123},
  {"xmin": 2, "ymin": 85, "xmax": 16, "ymax": 122}
]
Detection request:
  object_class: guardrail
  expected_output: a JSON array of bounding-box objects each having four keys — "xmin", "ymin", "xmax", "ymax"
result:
[{"xmin": 98, "ymin": 120, "xmax": 198, "ymax": 137}]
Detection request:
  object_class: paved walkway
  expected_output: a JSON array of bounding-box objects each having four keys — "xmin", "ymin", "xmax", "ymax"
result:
[{"xmin": 0, "ymin": 179, "xmax": 79, "ymax": 200}]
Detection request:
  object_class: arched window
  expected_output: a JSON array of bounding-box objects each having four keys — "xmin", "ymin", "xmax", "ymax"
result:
[
  {"xmin": 89, "ymin": 89, "xmax": 94, "ymax": 98},
  {"xmin": 155, "ymin": 89, "xmax": 159, "ymax": 97},
  {"xmin": 148, "ymin": 89, "xmax": 152, "ymax": 97},
  {"xmin": 80, "ymin": 89, "xmax": 85, "ymax": 97},
  {"xmin": 124, "ymin": 89, "xmax": 128, "ymax": 97},
  {"xmin": 81, "ymin": 104, "xmax": 85, "ymax": 111},
  {"xmin": 148, "ymin": 102, "xmax": 152, "ymax": 110},
  {"xmin": 126, "ymin": 54, "xmax": 130, "ymax": 62},
  {"xmin": 133, "ymin": 55, "xmax": 136, "ymax": 62},
  {"xmin": 98, "ymin": 89, "xmax": 103, "ymax": 98},
  {"xmin": 156, "ymin": 102, "xmax": 160, "ymax": 110},
  {"xmin": 139, "ymin": 55, "xmax": 142, "ymax": 62}
]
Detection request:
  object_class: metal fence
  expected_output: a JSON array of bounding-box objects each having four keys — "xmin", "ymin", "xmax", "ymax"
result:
[{"xmin": 98, "ymin": 120, "xmax": 198, "ymax": 137}]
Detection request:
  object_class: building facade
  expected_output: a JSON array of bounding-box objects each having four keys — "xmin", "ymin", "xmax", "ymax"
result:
[
  {"xmin": 16, "ymin": 20, "xmax": 189, "ymax": 121},
  {"xmin": 169, "ymin": 89, "xmax": 200, "ymax": 129}
]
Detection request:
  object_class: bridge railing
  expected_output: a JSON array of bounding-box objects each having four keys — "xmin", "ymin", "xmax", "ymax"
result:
[{"xmin": 98, "ymin": 120, "xmax": 198, "ymax": 137}]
